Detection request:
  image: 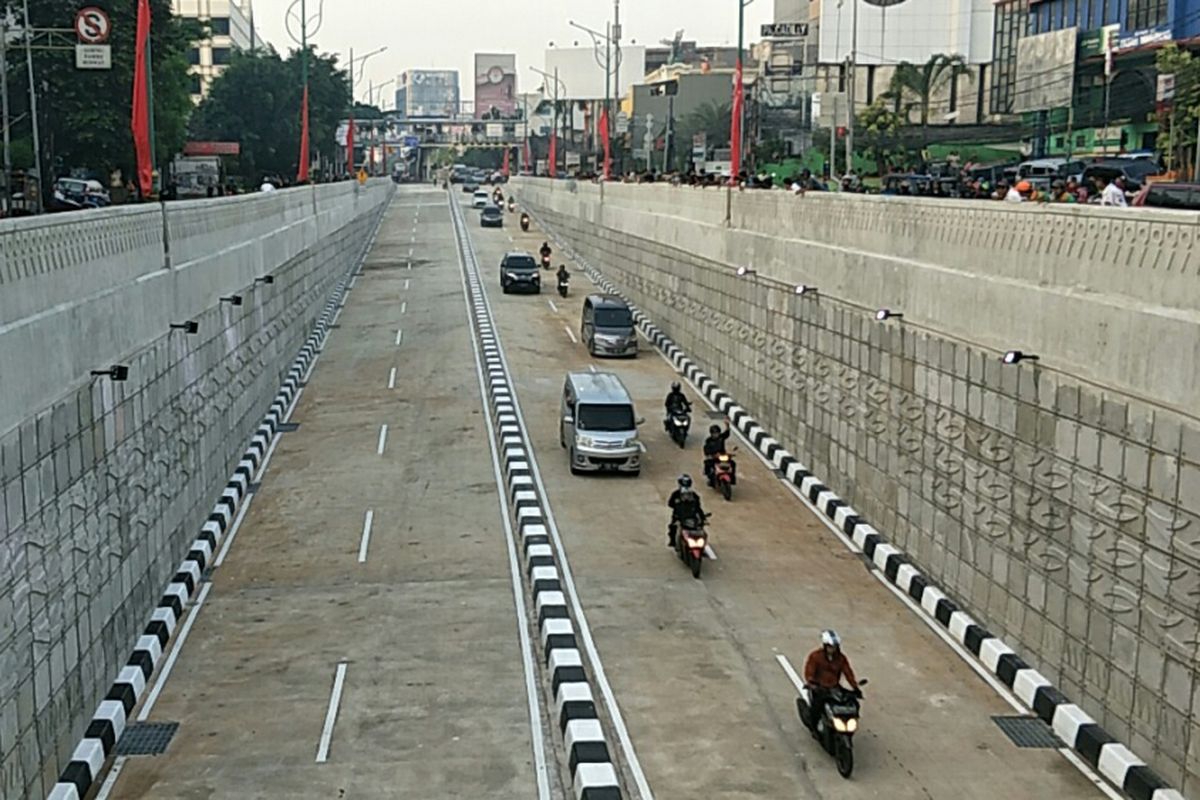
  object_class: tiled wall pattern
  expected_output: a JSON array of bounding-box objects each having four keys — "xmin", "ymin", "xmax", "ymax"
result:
[
  {"xmin": 0, "ymin": 185, "xmax": 391, "ymax": 800},
  {"xmin": 524, "ymin": 190, "xmax": 1200, "ymax": 793}
]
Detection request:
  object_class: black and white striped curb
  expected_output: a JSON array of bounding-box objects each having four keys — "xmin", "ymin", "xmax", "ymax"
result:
[
  {"xmin": 525, "ymin": 206, "xmax": 1183, "ymax": 800},
  {"xmin": 449, "ymin": 195, "xmax": 622, "ymax": 800},
  {"xmin": 48, "ymin": 195, "xmax": 392, "ymax": 800}
]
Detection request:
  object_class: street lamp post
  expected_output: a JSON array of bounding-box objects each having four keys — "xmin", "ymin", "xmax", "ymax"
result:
[
  {"xmin": 347, "ymin": 45, "xmax": 386, "ymax": 177},
  {"xmin": 530, "ymin": 65, "xmax": 565, "ymax": 175},
  {"xmin": 285, "ymin": 0, "xmax": 324, "ymax": 182},
  {"xmin": 569, "ymin": 18, "xmax": 622, "ymax": 178}
]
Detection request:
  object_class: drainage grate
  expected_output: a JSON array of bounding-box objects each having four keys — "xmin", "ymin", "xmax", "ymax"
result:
[
  {"xmin": 115, "ymin": 722, "xmax": 180, "ymax": 755},
  {"xmin": 992, "ymin": 716, "xmax": 1062, "ymax": 749},
  {"xmin": 277, "ymin": 423, "xmax": 300, "ymax": 433},
  {"xmin": 201, "ymin": 567, "xmax": 214, "ymax": 582}
]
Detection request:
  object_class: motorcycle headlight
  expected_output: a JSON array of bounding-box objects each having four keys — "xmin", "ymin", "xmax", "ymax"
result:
[
  {"xmin": 832, "ymin": 717, "xmax": 851, "ymax": 733},
  {"xmin": 846, "ymin": 718, "xmax": 857, "ymax": 732},
  {"xmin": 688, "ymin": 537, "xmax": 706, "ymax": 548}
]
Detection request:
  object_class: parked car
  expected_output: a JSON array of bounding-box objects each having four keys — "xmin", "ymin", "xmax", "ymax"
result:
[
  {"xmin": 50, "ymin": 177, "xmax": 110, "ymax": 212},
  {"xmin": 481, "ymin": 204, "xmax": 504, "ymax": 227},
  {"xmin": 1132, "ymin": 182, "xmax": 1200, "ymax": 210},
  {"xmin": 1080, "ymin": 158, "xmax": 1161, "ymax": 192}
]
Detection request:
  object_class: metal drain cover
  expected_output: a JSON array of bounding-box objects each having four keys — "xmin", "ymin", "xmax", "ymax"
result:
[
  {"xmin": 116, "ymin": 722, "xmax": 179, "ymax": 755},
  {"xmin": 993, "ymin": 716, "xmax": 1062, "ymax": 748},
  {"xmin": 277, "ymin": 422, "xmax": 300, "ymax": 433}
]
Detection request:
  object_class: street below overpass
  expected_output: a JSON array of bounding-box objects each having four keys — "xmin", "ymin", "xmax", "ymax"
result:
[{"xmin": 96, "ymin": 185, "xmax": 1115, "ymax": 800}]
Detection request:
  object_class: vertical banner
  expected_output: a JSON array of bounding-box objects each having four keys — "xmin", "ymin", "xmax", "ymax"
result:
[
  {"xmin": 131, "ymin": 0, "xmax": 153, "ymax": 197},
  {"xmin": 729, "ymin": 59, "xmax": 744, "ymax": 185},
  {"xmin": 298, "ymin": 85, "xmax": 311, "ymax": 182},
  {"xmin": 600, "ymin": 107, "xmax": 611, "ymax": 180},
  {"xmin": 502, "ymin": 147, "xmax": 510, "ymax": 177},
  {"xmin": 347, "ymin": 115, "xmax": 355, "ymax": 175},
  {"xmin": 523, "ymin": 140, "xmax": 532, "ymax": 174},
  {"xmin": 549, "ymin": 133, "xmax": 557, "ymax": 178}
]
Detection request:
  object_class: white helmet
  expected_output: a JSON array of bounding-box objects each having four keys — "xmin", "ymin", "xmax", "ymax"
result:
[{"xmin": 821, "ymin": 629, "xmax": 841, "ymax": 648}]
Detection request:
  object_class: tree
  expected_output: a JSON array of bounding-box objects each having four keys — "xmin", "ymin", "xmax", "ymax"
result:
[
  {"xmin": 884, "ymin": 54, "xmax": 971, "ymax": 129},
  {"xmin": 189, "ymin": 48, "xmax": 351, "ymax": 182},
  {"xmin": 7, "ymin": 0, "xmax": 197, "ymax": 192},
  {"xmin": 1154, "ymin": 43, "xmax": 1200, "ymax": 176},
  {"xmin": 672, "ymin": 100, "xmax": 731, "ymax": 170},
  {"xmin": 856, "ymin": 101, "xmax": 906, "ymax": 176}
]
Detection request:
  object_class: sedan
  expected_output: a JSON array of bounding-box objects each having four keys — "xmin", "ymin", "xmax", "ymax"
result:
[{"xmin": 481, "ymin": 204, "xmax": 504, "ymax": 227}]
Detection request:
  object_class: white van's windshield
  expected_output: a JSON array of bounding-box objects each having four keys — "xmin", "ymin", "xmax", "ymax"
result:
[{"xmin": 576, "ymin": 404, "xmax": 635, "ymax": 431}]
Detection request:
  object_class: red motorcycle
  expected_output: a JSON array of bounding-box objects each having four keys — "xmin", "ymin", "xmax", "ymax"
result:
[
  {"xmin": 709, "ymin": 448, "xmax": 738, "ymax": 501},
  {"xmin": 674, "ymin": 513, "xmax": 711, "ymax": 579}
]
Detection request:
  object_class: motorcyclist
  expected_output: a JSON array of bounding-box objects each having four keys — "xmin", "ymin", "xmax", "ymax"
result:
[
  {"xmin": 556, "ymin": 264, "xmax": 570, "ymax": 285},
  {"xmin": 540, "ymin": 241, "xmax": 553, "ymax": 260},
  {"xmin": 803, "ymin": 630, "xmax": 860, "ymax": 733},
  {"xmin": 703, "ymin": 420, "xmax": 732, "ymax": 484},
  {"xmin": 666, "ymin": 474, "xmax": 706, "ymax": 547},
  {"xmin": 664, "ymin": 382, "xmax": 691, "ymax": 416}
]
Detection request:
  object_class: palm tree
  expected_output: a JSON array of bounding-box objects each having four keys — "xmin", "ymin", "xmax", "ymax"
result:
[
  {"xmin": 682, "ymin": 101, "xmax": 732, "ymax": 148},
  {"xmin": 884, "ymin": 54, "xmax": 971, "ymax": 129}
]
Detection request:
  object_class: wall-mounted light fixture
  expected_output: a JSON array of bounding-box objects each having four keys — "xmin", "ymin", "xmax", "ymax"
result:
[
  {"xmin": 875, "ymin": 309, "xmax": 903, "ymax": 322},
  {"xmin": 91, "ymin": 365, "xmax": 130, "ymax": 381},
  {"xmin": 736, "ymin": 266, "xmax": 756, "ymax": 278},
  {"xmin": 220, "ymin": 295, "xmax": 243, "ymax": 306},
  {"xmin": 1002, "ymin": 350, "xmax": 1040, "ymax": 365},
  {"xmin": 170, "ymin": 321, "xmax": 200, "ymax": 334},
  {"xmin": 255, "ymin": 275, "xmax": 275, "ymax": 285},
  {"xmin": 794, "ymin": 284, "xmax": 818, "ymax": 296}
]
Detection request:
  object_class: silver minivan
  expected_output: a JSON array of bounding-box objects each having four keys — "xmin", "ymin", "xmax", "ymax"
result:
[{"xmin": 560, "ymin": 371, "xmax": 643, "ymax": 476}]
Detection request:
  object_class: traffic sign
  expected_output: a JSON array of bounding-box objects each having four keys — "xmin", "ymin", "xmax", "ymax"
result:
[
  {"xmin": 761, "ymin": 22, "xmax": 808, "ymax": 38},
  {"xmin": 75, "ymin": 45, "xmax": 112, "ymax": 70},
  {"xmin": 74, "ymin": 7, "xmax": 111, "ymax": 44}
]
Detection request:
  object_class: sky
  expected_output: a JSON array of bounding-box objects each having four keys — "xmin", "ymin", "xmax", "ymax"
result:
[{"xmin": 248, "ymin": 0, "xmax": 776, "ymax": 106}]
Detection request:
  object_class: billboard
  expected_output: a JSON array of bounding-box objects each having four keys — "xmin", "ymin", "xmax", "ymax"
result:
[
  {"xmin": 544, "ymin": 45, "xmax": 648, "ymax": 101},
  {"xmin": 475, "ymin": 53, "xmax": 518, "ymax": 119},
  {"xmin": 405, "ymin": 70, "xmax": 460, "ymax": 118},
  {"xmin": 1013, "ymin": 28, "xmax": 1076, "ymax": 113}
]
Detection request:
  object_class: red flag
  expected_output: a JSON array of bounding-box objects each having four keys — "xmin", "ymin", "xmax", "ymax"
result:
[
  {"xmin": 298, "ymin": 85, "xmax": 310, "ymax": 182},
  {"xmin": 346, "ymin": 114, "xmax": 355, "ymax": 176},
  {"xmin": 599, "ymin": 107, "xmax": 611, "ymax": 180},
  {"xmin": 549, "ymin": 133, "xmax": 557, "ymax": 178},
  {"xmin": 523, "ymin": 140, "xmax": 532, "ymax": 174},
  {"xmin": 729, "ymin": 58, "xmax": 744, "ymax": 186},
  {"xmin": 131, "ymin": 0, "xmax": 153, "ymax": 197},
  {"xmin": 502, "ymin": 147, "xmax": 510, "ymax": 176}
]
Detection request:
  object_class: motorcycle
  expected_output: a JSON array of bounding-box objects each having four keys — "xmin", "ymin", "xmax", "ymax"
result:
[
  {"xmin": 541, "ymin": 253, "xmax": 552, "ymax": 270},
  {"xmin": 708, "ymin": 448, "xmax": 738, "ymax": 501},
  {"xmin": 557, "ymin": 273, "xmax": 570, "ymax": 298},
  {"xmin": 665, "ymin": 410, "xmax": 690, "ymax": 448},
  {"xmin": 796, "ymin": 680, "xmax": 868, "ymax": 778},
  {"xmin": 507, "ymin": 198, "xmax": 516, "ymax": 212},
  {"xmin": 520, "ymin": 214, "xmax": 531, "ymax": 232},
  {"xmin": 673, "ymin": 513, "xmax": 710, "ymax": 579}
]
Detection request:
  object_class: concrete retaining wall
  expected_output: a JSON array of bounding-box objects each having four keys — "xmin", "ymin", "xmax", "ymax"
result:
[
  {"xmin": 515, "ymin": 178, "xmax": 1200, "ymax": 793},
  {"xmin": 0, "ymin": 181, "xmax": 392, "ymax": 800}
]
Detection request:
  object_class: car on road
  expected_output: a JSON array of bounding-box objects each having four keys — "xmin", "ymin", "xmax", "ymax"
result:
[
  {"xmin": 481, "ymin": 204, "xmax": 504, "ymax": 227},
  {"xmin": 500, "ymin": 251, "xmax": 541, "ymax": 294},
  {"xmin": 49, "ymin": 177, "xmax": 110, "ymax": 212},
  {"xmin": 581, "ymin": 294, "xmax": 638, "ymax": 357},
  {"xmin": 462, "ymin": 180, "xmax": 480, "ymax": 193},
  {"xmin": 559, "ymin": 371, "xmax": 643, "ymax": 476},
  {"xmin": 472, "ymin": 189, "xmax": 490, "ymax": 208}
]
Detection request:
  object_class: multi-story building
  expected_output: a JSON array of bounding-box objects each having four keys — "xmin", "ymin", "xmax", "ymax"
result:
[
  {"xmin": 172, "ymin": 0, "xmax": 258, "ymax": 102},
  {"xmin": 644, "ymin": 42, "xmax": 757, "ymax": 73},
  {"xmin": 396, "ymin": 70, "xmax": 461, "ymax": 119},
  {"xmin": 992, "ymin": 0, "xmax": 1200, "ymax": 156}
]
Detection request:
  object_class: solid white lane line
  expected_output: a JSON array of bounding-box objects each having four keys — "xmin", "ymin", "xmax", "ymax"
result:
[
  {"xmin": 775, "ymin": 653, "xmax": 806, "ymax": 693},
  {"xmin": 377, "ymin": 424, "xmax": 388, "ymax": 455},
  {"xmin": 358, "ymin": 510, "xmax": 374, "ymax": 563},
  {"xmin": 564, "ymin": 326, "xmax": 577, "ymax": 344},
  {"xmin": 138, "ymin": 582, "xmax": 213, "ymax": 721},
  {"xmin": 401, "ymin": 301, "xmax": 407, "ymax": 315},
  {"xmin": 213, "ymin": 478, "xmax": 258, "ymax": 567},
  {"xmin": 547, "ymin": 299, "xmax": 558, "ymax": 313},
  {"xmin": 388, "ymin": 367, "xmax": 397, "ymax": 389},
  {"xmin": 453, "ymin": 206, "xmax": 653, "ymax": 800},
  {"xmin": 315, "ymin": 662, "xmax": 348, "ymax": 763},
  {"xmin": 650, "ymin": 331, "xmax": 1125, "ymax": 800},
  {"xmin": 395, "ymin": 329, "xmax": 403, "ymax": 346},
  {"xmin": 455, "ymin": 224, "xmax": 554, "ymax": 800},
  {"xmin": 93, "ymin": 756, "xmax": 126, "ymax": 800}
]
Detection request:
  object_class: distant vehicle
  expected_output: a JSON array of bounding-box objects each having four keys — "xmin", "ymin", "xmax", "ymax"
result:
[
  {"xmin": 472, "ymin": 189, "xmax": 490, "ymax": 208},
  {"xmin": 1017, "ymin": 158, "xmax": 1086, "ymax": 181},
  {"xmin": 49, "ymin": 177, "xmax": 110, "ymax": 212},
  {"xmin": 500, "ymin": 251, "xmax": 541, "ymax": 294},
  {"xmin": 172, "ymin": 155, "xmax": 223, "ymax": 198},
  {"xmin": 480, "ymin": 204, "xmax": 504, "ymax": 227},
  {"xmin": 1132, "ymin": 182, "xmax": 1200, "ymax": 210},
  {"xmin": 1081, "ymin": 159, "xmax": 1161, "ymax": 192},
  {"xmin": 463, "ymin": 180, "xmax": 480, "ymax": 193}
]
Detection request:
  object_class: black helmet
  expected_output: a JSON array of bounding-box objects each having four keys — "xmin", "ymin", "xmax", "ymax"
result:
[
  {"xmin": 677, "ymin": 474, "xmax": 693, "ymax": 489},
  {"xmin": 671, "ymin": 382, "xmax": 681, "ymax": 392},
  {"xmin": 709, "ymin": 425, "xmax": 721, "ymax": 436}
]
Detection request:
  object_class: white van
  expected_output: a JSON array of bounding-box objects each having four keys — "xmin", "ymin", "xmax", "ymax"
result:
[{"xmin": 560, "ymin": 372, "xmax": 643, "ymax": 476}]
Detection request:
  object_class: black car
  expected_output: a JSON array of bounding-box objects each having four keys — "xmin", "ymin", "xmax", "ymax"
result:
[
  {"xmin": 1080, "ymin": 159, "xmax": 1161, "ymax": 192},
  {"xmin": 481, "ymin": 204, "xmax": 504, "ymax": 227},
  {"xmin": 500, "ymin": 252, "xmax": 540, "ymax": 294}
]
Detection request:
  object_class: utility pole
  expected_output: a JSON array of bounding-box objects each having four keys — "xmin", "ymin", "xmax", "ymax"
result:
[
  {"xmin": 604, "ymin": 22, "xmax": 611, "ymax": 177},
  {"xmin": 846, "ymin": 0, "xmax": 858, "ymax": 176},
  {"xmin": 23, "ymin": 0, "xmax": 40, "ymax": 210},
  {"xmin": 1, "ymin": 4, "xmax": 11, "ymax": 213},
  {"xmin": 613, "ymin": 0, "xmax": 621, "ymax": 176}
]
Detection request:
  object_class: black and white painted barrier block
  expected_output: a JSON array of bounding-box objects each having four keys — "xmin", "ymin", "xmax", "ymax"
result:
[
  {"xmin": 450, "ymin": 196, "xmax": 622, "ymax": 800},
  {"xmin": 530, "ymin": 216, "xmax": 1184, "ymax": 800},
  {"xmin": 47, "ymin": 200, "xmax": 390, "ymax": 800}
]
